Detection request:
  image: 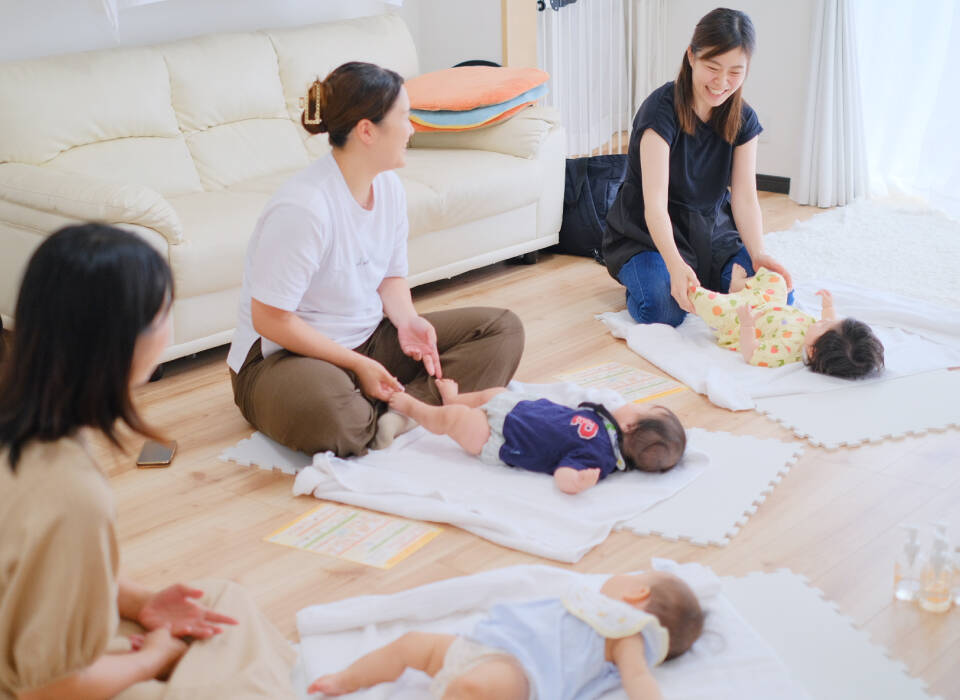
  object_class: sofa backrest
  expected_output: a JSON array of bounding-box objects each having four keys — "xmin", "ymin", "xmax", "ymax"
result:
[
  {"xmin": 0, "ymin": 47, "xmax": 204, "ymax": 196},
  {"xmin": 267, "ymin": 14, "xmax": 419, "ymax": 160},
  {"xmin": 158, "ymin": 32, "xmax": 307, "ymax": 191},
  {"xmin": 0, "ymin": 14, "xmax": 419, "ymax": 194}
]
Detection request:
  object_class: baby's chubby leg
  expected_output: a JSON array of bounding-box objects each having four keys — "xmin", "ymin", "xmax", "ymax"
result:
[
  {"xmin": 728, "ymin": 263, "xmax": 749, "ymax": 293},
  {"xmin": 308, "ymin": 631, "xmax": 455, "ymax": 696},
  {"xmin": 442, "ymin": 656, "xmax": 529, "ymax": 700},
  {"xmin": 436, "ymin": 378, "xmax": 508, "ymax": 408},
  {"xmin": 389, "ymin": 391, "xmax": 491, "ymax": 455}
]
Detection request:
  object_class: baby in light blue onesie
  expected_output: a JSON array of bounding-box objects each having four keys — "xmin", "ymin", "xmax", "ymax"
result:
[{"xmin": 310, "ymin": 571, "xmax": 704, "ymax": 700}]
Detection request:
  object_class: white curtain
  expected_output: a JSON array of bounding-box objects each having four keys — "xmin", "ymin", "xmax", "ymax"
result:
[
  {"xmin": 852, "ymin": 0, "xmax": 960, "ymax": 219},
  {"xmin": 791, "ymin": 0, "xmax": 868, "ymax": 208},
  {"xmin": 538, "ymin": 0, "xmax": 665, "ymax": 157}
]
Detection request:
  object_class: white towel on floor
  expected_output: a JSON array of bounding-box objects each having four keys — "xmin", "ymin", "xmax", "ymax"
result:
[
  {"xmin": 295, "ymin": 561, "xmax": 809, "ymax": 700},
  {"xmin": 601, "ymin": 279, "xmax": 960, "ymax": 411},
  {"xmin": 293, "ymin": 382, "xmax": 705, "ymax": 563}
]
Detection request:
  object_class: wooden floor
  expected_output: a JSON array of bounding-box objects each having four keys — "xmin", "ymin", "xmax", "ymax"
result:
[{"xmin": 92, "ymin": 193, "xmax": 959, "ymax": 697}]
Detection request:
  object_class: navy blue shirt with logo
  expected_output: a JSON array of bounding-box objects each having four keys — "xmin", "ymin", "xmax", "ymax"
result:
[
  {"xmin": 603, "ymin": 81, "xmax": 763, "ymax": 291},
  {"xmin": 500, "ymin": 399, "xmax": 618, "ymax": 479}
]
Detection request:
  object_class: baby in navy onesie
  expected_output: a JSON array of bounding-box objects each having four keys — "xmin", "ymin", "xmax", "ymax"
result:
[{"xmin": 388, "ymin": 379, "xmax": 686, "ymax": 494}]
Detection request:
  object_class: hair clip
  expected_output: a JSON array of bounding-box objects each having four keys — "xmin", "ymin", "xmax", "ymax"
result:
[{"xmin": 301, "ymin": 77, "xmax": 323, "ymax": 125}]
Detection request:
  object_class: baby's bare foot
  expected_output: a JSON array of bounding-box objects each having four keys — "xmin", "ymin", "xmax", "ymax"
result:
[
  {"xmin": 308, "ymin": 673, "xmax": 349, "ymax": 695},
  {"xmin": 729, "ymin": 263, "xmax": 748, "ymax": 293},
  {"xmin": 388, "ymin": 392, "xmax": 414, "ymax": 415},
  {"xmin": 435, "ymin": 378, "xmax": 460, "ymax": 404}
]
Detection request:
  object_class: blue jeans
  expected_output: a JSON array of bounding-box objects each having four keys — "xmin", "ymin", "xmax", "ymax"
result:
[{"xmin": 618, "ymin": 248, "xmax": 756, "ymax": 327}]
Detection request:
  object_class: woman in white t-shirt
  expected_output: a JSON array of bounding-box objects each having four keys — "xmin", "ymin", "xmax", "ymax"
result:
[{"xmin": 227, "ymin": 62, "xmax": 525, "ymax": 457}]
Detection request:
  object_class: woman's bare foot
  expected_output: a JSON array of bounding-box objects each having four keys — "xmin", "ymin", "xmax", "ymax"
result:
[
  {"xmin": 728, "ymin": 263, "xmax": 748, "ymax": 293},
  {"xmin": 436, "ymin": 378, "xmax": 460, "ymax": 404}
]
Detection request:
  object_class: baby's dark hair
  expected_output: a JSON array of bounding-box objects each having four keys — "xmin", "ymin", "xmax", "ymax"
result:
[
  {"xmin": 646, "ymin": 573, "xmax": 704, "ymax": 660},
  {"xmin": 808, "ymin": 318, "xmax": 884, "ymax": 379},
  {"xmin": 623, "ymin": 406, "xmax": 686, "ymax": 473}
]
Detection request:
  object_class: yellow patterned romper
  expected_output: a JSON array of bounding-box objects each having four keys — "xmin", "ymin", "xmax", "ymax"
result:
[{"xmin": 690, "ymin": 267, "xmax": 815, "ymax": 367}]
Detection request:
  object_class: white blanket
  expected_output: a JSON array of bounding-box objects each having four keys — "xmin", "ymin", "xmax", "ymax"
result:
[
  {"xmin": 295, "ymin": 560, "xmax": 809, "ymax": 700},
  {"xmin": 601, "ymin": 279, "xmax": 960, "ymax": 411},
  {"xmin": 292, "ymin": 382, "xmax": 704, "ymax": 563},
  {"xmin": 288, "ymin": 381, "xmax": 803, "ymax": 559}
]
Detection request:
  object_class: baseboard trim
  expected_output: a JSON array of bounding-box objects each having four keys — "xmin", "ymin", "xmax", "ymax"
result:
[{"xmin": 757, "ymin": 174, "xmax": 790, "ymax": 194}]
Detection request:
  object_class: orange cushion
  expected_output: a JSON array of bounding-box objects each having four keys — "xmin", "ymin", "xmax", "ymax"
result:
[
  {"xmin": 411, "ymin": 102, "xmax": 535, "ymax": 133},
  {"xmin": 406, "ymin": 66, "xmax": 549, "ymax": 112}
]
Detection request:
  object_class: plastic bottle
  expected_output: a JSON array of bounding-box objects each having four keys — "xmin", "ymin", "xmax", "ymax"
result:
[
  {"xmin": 894, "ymin": 525, "xmax": 921, "ymax": 602},
  {"xmin": 918, "ymin": 536, "xmax": 953, "ymax": 613}
]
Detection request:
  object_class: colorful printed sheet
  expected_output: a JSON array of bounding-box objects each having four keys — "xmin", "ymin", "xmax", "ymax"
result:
[
  {"xmin": 556, "ymin": 362, "xmax": 686, "ymax": 403},
  {"xmin": 266, "ymin": 503, "xmax": 441, "ymax": 569}
]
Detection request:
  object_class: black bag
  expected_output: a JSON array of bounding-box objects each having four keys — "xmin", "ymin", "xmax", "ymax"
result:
[{"xmin": 556, "ymin": 154, "xmax": 628, "ymax": 263}]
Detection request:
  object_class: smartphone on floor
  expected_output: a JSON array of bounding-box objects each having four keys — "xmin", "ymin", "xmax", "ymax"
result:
[{"xmin": 136, "ymin": 440, "xmax": 177, "ymax": 468}]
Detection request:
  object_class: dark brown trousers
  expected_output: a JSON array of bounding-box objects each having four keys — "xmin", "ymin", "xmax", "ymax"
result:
[{"xmin": 230, "ymin": 307, "xmax": 524, "ymax": 457}]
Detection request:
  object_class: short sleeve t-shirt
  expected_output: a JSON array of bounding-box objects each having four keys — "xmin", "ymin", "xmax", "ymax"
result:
[
  {"xmin": 603, "ymin": 82, "xmax": 762, "ymax": 288},
  {"xmin": 499, "ymin": 399, "xmax": 618, "ymax": 479},
  {"xmin": 227, "ymin": 153, "xmax": 409, "ymax": 372}
]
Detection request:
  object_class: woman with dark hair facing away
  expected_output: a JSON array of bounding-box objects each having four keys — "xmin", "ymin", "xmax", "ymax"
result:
[
  {"xmin": 227, "ymin": 61, "xmax": 525, "ymax": 457},
  {"xmin": 0, "ymin": 224, "xmax": 296, "ymax": 699},
  {"xmin": 604, "ymin": 8, "xmax": 794, "ymax": 327}
]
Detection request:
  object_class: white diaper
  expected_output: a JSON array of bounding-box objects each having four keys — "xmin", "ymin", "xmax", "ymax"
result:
[{"xmin": 430, "ymin": 636, "xmax": 533, "ymax": 700}]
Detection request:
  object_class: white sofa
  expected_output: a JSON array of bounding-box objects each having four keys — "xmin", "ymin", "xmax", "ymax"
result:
[{"xmin": 0, "ymin": 14, "xmax": 564, "ymax": 361}]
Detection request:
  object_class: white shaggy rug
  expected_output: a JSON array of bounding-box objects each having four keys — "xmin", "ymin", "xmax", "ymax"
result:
[{"xmin": 764, "ymin": 197, "xmax": 959, "ymax": 309}]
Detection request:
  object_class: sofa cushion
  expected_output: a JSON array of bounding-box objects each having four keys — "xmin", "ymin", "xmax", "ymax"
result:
[
  {"xmin": 398, "ymin": 149, "xmax": 543, "ymax": 235},
  {"xmin": 406, "ymin": 66, "xmax": 549, "ymax": 111},
  {"xmin": 0, "ymin": 47, "xmax": 202, "ymax": 196},
  {"xmin": 46, "ymin": 138, "xmax": 202, "ymax": 197},
  {"xmin": 161, "ymin": 33, "xmax": 309, "ymax": 191},
  {"xmin": 166, "ymin": 191, "xmax": 270, "ymax": 298},
  {"xmin": 266, "ymin": 15, "xmax": 419, "ymax": 161}
]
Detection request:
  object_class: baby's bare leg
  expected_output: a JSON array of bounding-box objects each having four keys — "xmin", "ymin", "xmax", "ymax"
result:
[
  {"xmin": 308, "ymin": 631, "xmax": 455, "ymax": 696},
  {"xmin": 728, "ymin": 263, "xmax": 748, "ymax": 293},
  {"xmin": 390, "ymin": 392, "xmax": 491, "ymax": 455},
  {"xmin": 443, "ymin": 656, "xmax": 529, "ymax": 700},
  {"xmin": 436, "ymin": 378, "xmax": 507, "ymax": 408}
]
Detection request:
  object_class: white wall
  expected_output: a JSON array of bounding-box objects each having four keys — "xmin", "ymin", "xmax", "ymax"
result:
[
  {"xmin": 0, "ymin": 0, "xmax": 501, "ymax": 72},
  {"xmin": 0, "ymin": 0, "xmax": 420, "ymax": 62},
  {"xmin": 664, "ymin": 0, "xmax": 815, "ymax": 183},
  {"xmin": 412, "ymin": 0, "xmax": 502, "ymax": 72}
]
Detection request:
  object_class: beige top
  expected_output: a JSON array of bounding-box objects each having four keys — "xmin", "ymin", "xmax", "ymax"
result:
[
  {"xmin": 0, "ymin": 435, "xmax": 120, "ymax": 698},
  {"xmin": 1, "ymin": 435, "xmax": 297, "ymax": 700}
]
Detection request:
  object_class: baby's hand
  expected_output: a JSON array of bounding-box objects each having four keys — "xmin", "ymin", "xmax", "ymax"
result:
[
  {"xmin": 308, "ymin": 673, "xmax": 349, "ymax": 696},
  {"xmin": 816, "ymin": 289, "xmax": 836, "ymax": 320}
]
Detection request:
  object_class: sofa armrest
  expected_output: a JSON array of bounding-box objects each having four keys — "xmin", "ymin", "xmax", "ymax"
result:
[
  {"xmin": 0, "ymin": 163, "xmax": 183, "ymax": 244},
  {"xmin": 409, "ymin": 105, "xmax": 561, "ymax": 160}
]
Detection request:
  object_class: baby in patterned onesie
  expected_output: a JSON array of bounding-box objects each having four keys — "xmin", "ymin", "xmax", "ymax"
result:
[
  {"xmin": 689, "ymin": 265, "xmax": 885, "ymax": 378},
  {"xmin": 309, "ymin": 570, "xmax": 704, "ymax": 700}
]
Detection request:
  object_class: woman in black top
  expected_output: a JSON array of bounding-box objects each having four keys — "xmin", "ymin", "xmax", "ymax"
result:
[{"xmin": 604, "ymin": 7, "xmax": 793, "ymax": 326}]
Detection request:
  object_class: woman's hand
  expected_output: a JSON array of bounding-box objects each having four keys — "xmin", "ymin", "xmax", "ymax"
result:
[
  {"xmin": 397, "ymin": 316, "xmax": 442, "ymax": 378},
  {"xmin": 354, "ymin": 357, "xmax": 404, "ymax": 401},
  {"xmin": 140, "ymin": 627, "xmax": 188, "ymax": 680},
  {"xmin": 667, "ymin": 262, "xmax": 700, "ymax": 313},
  {"xmin": 137, "ymin": 584, "xmax": 238, "ymax": 640},
  {"xmin": 750, "ymin": 252, "xmax": 793, "ymax": 290}
]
